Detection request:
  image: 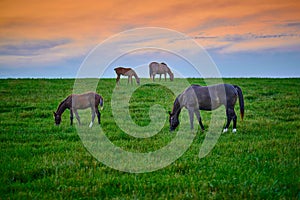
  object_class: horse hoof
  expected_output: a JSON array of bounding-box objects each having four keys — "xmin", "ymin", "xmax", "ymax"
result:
[
  {"xmin": 232, "ymin": 128, "xmax": 237, "ymax": 133},
  {"xmin": 223, "ymin": 128, "xmax": 228, "ymax": 133}
]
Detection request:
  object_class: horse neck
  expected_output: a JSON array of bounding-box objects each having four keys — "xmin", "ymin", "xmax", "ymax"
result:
[
  {"xmin": 132, "ymin": 71, "xmax": 138, "ymax": 78},
  {"xmin": 165, "ymin": 67, "xmax": 173, "ymax": 76},
  {"xmin": 56, "ymin": 99, "xmax": 69, "ymax": 116},
  {"xmin": 172, "ymin": 97, "xmax": 182, "ymax": 118},
  {"xmin": 132, "ymin": 71, "xmax": 140, "ymax": 81}
]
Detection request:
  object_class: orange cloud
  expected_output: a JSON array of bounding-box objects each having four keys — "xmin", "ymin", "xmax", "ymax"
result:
[{"xmin": 0, "ymin": 0, "xmax": 299, "ymax": 66}]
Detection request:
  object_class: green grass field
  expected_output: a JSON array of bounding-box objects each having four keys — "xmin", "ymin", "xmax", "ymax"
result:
[{"xmin": 0, "ymin": 78, "xmax": 299, "ymax": 199}]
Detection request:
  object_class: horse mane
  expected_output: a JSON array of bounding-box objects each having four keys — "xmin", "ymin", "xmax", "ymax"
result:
[
  {"xmin": 58, "ymin": 98, "xmax": 67, "ymax": 108},
  {"xmin": 160, "ymin": 62, "xmax": 173, "ymax": 74},
  {"xmin": 172, "ymin": 95, "xmax": 182, "ymax": 115},
  {"xmin": 56, "ymin": 96, "xmax": 70, "ymax": 114},
  {"xmin": 131, "ymin": 69, "xmax": 137, "ymax": 75}
]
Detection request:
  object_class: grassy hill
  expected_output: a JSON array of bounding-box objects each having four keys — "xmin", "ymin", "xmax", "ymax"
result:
[{"xmin": 0, "ymin": 78, "xmax": 299, "ymax": 199}]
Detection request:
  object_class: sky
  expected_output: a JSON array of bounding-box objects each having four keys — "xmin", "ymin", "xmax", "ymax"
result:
[{"xmin": 0, "ymin": 0, "xmax": 300, "ymax": 78}]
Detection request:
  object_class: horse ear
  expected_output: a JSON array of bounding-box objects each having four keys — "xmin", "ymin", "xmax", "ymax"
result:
[
  {"xmin": 168, "ymin": 111, "xmax": 172, "ymax": 115},
  {"xmin": 53, "ymin": 111, "xmax": 56, "ymax": 116}
]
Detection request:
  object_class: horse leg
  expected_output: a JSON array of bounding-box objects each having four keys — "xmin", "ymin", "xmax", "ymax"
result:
[
  {"xmin": 70, "ymin": 109, "xmax": 74, "ymax": 126},
  {"xmin": 89, "ymin": 107, "xmax": 96, "ymax": 128},
  {"xmin": 164, "ymin": 73, "xmax": 167, "ymax": 81},
  {"xmin": 116, "ymin": 74, "xmax": 120, "ymax": 85},
  {"xmin": 195, "ymin": 110, "xmax": 205, "ymax": 131},
  {"xmin": 232, "ymin": 108, "xmax": 237, "ymax": 133},
  {"xmin": 96, "ymin": 107, "xmax": 101, "ymax": 125},
  {"xmin": 188, "ymin": 109, "xmax": 194, "ymax": 130},
  {"xmin": 159, "ymin": 74, "xmax": 161, "ymax": 81},
  {"xmin": 223, "ymin": 107, "xmax": 235, "ymax": 133},
  {"xmin": 74, "ymin": 109, "xmax": 81, "ymax": 125},
  {"xmin": 223, "ymin": 108, "xmax": 231, "ymax": 133}
]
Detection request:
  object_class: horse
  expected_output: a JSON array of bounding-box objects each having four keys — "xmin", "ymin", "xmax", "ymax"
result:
[
  {"xmin": 114, "ymin": 67, "xmax": 140, "ymax": 85},
  {"xmin": 169, "ymin": 84, "xmax": 244, "ymax": 133},
  {"xmin": 53, "ymin": 92, "xmax": 104, "ymax": 128},
  {"xmin": 149, "ymin": 62, "xmax": 174, "ymax": 81}
]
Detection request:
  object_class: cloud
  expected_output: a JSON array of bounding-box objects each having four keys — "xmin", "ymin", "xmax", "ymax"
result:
[
  {"xmin": 286, "ymin": 22, "xmax": 300, "ymax": 27},
  {"xmin": 0, "ymin": 0, "xmax": 300, "ymax": 76},
  {"xmin": 220, "ymin": 33, "xmax": 300, "ymax": 41},
  {"xmin": 218, "ymin": 33, "xmax": 300, "ymax": 53},
  {"xmin": 194, "ymin": 31, "xmax": 300, "ymax": 53},
  {"xmin": 0, "ymin": 38, "xmax": 72, "ymax": 56}
]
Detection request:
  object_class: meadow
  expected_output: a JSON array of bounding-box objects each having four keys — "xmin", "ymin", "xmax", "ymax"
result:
[{"xmin": 0, "ymin": 78, "xmax": 299, "ymax": 199}]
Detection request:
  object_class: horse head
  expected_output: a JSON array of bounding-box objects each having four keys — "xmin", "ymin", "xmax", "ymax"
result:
[
  {"xmin": 170, "ymin": 72, "xmax": 174, "ymax": 81},
  {"xmin": 53, "ymin": 112, "xmax": 61, "ymax": 125},
  {"xmin": 168, "ymin": 111, "xmax": 179, "ymax": 131},
  {"xmin": 136, "ymin": 77, "xmax": 140, "ymax": 85}
]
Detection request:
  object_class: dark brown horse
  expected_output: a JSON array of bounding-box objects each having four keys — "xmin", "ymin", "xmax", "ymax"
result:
[
  {"xmin": 169, "ymin": 84, "xmax": 244, "ymax": 133},
  {"xmin": 53, "ymin": 92, "xmax": 104, "ymax": 127},
  {"xmin": 114, "ymin": 67, "xmax": 140, "ymax": 85},
  {"xmin": 149, "ymin": 62, "xmax": 174, "ymax": 81}
]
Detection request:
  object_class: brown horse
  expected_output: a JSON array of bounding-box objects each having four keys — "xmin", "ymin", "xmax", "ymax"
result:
[
  {"xmin": 53, "ymin": 92, "xmax": 104, "ymax": 127},
  {"xmin": 114, "ymin": 67, "xmax": 140, "ymax": 85},
  {"xmin": 149, "ymin": 62, "xmax": 174, "ymax": 81}
]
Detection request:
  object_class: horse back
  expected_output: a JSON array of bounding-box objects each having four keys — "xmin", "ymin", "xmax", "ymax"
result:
[
  {"xmin": 183, "ymin": 84, "xmax": 237, "ymax": 110},
  {"xmin": 149, "ymin": 62, "xmax": 159, "ymax": 73},
  {"xmin": 71, "ymin": 92, "xmax": 100, "ymax": 109},
  {"xmin": 114, "ymin": 67, "xmax": 132, "ymax": 75},
  {"xmin": 149, "ymin": 62, "xmax": 168, "ymax": 74}
]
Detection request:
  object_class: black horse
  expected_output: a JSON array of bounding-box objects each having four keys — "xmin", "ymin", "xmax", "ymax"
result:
[{"xmin": 169, "ymin": 84, "xmax": 244, "ymax": 133}]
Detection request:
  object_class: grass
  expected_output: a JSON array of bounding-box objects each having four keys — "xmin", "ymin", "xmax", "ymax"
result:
[{"xmin": 0, "ymin": 78, "xmax": 299, "ymax": 199}]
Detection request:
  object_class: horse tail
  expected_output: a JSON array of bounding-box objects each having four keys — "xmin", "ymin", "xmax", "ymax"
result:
[
  {"xmin": 234, "ymin": 85, "xmax": 244, "ymax": 120},
  {"xmin": 149, "ymin": 65, "xmax": 153, "ymax": 79},
  {"xmin": 99, "ymin": 95, "xmax": 104, "ymax": 110}
]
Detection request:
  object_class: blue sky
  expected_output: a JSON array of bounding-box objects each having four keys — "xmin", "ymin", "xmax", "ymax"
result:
[
  {"xmin": 0, "ymin": 1, "xmax": 300, "ymax": 78},
  {"xmin": 1, "ymin": 47, "xmax": 299, "ymax": 78}
]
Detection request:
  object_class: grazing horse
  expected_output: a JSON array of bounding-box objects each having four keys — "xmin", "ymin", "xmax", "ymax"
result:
[
  {"xmin": 114, "ymin": 67, "xmax": 140, "ymax": 85},
  {"xmin": 169, "ymin": 84, "xmax": 244, "ymax": 133},
  {"xmin": 53, "ymin": 92, "xmax": 104, "ymax": 128},
  {"xmin": 149, "ymin": 62, "xmax": 174, "ymax": 81}
]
